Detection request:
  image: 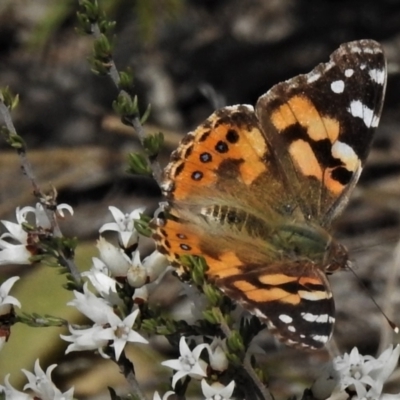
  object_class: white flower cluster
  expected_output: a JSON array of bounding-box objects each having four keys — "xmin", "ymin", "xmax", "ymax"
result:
[
  {"xmin": 1, "ymin": 203, "xmax": 398, "ymax": 400},
  {"xmin": 312, "ymin": 345, "xmax": 400, "ymax": 400},
  {"xmin": 0, "ymin": 360, "xmax": 74, "ymax": 400},
  {"xmin": 157, "ymin": 336, "xmax": 235, "ymax": 399},
  {"xmin": 61, "ymin": 205, "xmax": 173, "ymax": 360},
  {"xmin": 0, "ymin": 203, "xmax": 73, "ymax": 265}
]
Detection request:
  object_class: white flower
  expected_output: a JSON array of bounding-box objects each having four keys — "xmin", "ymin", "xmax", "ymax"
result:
[
  {"xmin": 97, "ymin": 236, "xmax": 132, "ymax": 277},
  {"xmin": 126, "ymin": 250, "xmax": 148, "ymax": 287},
  {"xmin": 207, "ymin": 338, "xmax": 229, "ymax": 372},
  {"xmin": 0, "ymin": 242, "xmax": 32, "ymax": 265},
  {"xmin": 0, "ymin": 276, "xmax": 21, "ymax": 314},
  {"xmin": 142, "ymin": 250, "xmax": 170, "ymax": 283},
  {"xmin": 153, "ymin": 390, "xmax": 175, "ymax": 400},
  {"xmin": 132, "ymin": 285, "xmax": 149, "ymax": 304},
  {"xmin": 23, "ymin": 203, "xmax": 73, "ymax": 229},
  {"xmin": 161, "ymin": 336, "xmax": 209, "ymax": 388},
  {"xmin": 67, "ymin": 283, "xmax": 111, "ymax": 324},
  {"xmin": 1, "ymin": 207, "xmax": 28, "ymax": 243},
  {"xmin": 97, "ymin": 309, "xmax": 148, "ymax": 360},
  {"xmin": 82, "ymin": 258, "xmax": 122, "ymax": 306},
  {"xmin": 0, "ymin": 208, "xmax": 31, "ymax": 265},
  {"xmin": 312, "ymin": 345, "xmax": 400, "ymax": 400},
  {"xmin": 99, "ymin": 206, "xmax": 145, "ymax": 249},
  {"xmin": 0, "ymin": 375, "xmax": 31, "ymax": 399},
  {"xmin": 201, "ymin": 379, "xmax": 235, "ymax": 400},
  {"xmin": 22, "ymin": 359, "xmax": 74, "ymax": 400},
  {"xmin": 61, "ymin": 324, "xmax": 110, "ymax": 359}
]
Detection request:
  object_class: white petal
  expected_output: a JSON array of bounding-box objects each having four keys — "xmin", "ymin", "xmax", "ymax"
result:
[
  {"xmin": 56, "ymin": 204, "xmax": 74, "ymax": 218},
  {"xmin": 99, "ymin": 222, "xmax": 120, "ymax": 233},
  {"xmin": 0, "ymin": 245, "xmax": 31, "ymax": 265}
]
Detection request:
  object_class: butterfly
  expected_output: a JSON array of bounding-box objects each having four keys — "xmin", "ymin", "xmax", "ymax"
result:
[{"xmin": 152, "ymin": 40, "xmax": 387, "ymax": 349}]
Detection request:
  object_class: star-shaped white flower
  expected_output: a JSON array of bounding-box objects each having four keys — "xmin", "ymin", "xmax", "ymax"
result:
[
  {"xmin": 22, "ymin": 359, "xmax": 74, "ymax": 400},
  {"xmin": 161, "ymin": 336, "xmax": 209, "ymax": 388},
  {"xmin": 98, "ymin": 309, "xmax": 148, "ymax": 360},
  {"xmin": 99, "ymin": 206, "xmax": 145, "ymax": 249},
  {"xmin": 201, "ymin": 379, "xmax": 235, "ymax": 400},
  {"xmin": 0, "ymin": 374, "xmax": 31, "ymax": 399}
]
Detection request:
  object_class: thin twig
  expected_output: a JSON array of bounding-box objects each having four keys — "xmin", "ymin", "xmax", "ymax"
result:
[
  {"xmin": 116, "ymin": 350, "xmax": 148, "ymax": 400},
  {"xmin": 378, "ymin": 239, "xmax": 400, "ymax": 353},
  {"xmin": 0, "ymin": 100, "xmax": 82, "ymax": 283},
  {"xmin": 218, "ymin": 314, "xmax": 273, "ymax": 400},
  {"xmin": 243, "ymin": 353, "xmax": 273, "ymax": 400},
  {"xmin": 91, "ymin": 24, "xmax": 163, "ymax": 185}
]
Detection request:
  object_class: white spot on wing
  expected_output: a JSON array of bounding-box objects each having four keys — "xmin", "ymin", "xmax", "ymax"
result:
[
  {"xmin": 288, "ymin": 325, "xmax": 296, "ymax": 332},
  {"xmin": 225, "ymin": 104, "xmax": 254, "ymax": 112},
  {"xmin": 307, "ymin": 72, "xmax": 321, "ymax": 83},
  {"xmin": 299, "ymin": 290, "xmax": 331, "ymax": 300},
  {"xmin": 301, "ymin": 313, "xmax": 335, "ymax": 323},
  {"xmin": 347, "ymin": 100, "xmax": 379, "ymax": 127},
  {"xmin": 331, "ymin": 141, "xmax": 359, "ymax": 172},
  {"xmin": 350, "ymin": 46, "xmax": 362, "ymax": 53},
  {"xmin": 279, "ymin": 314, "xmax": 293, "ymax": 324},
  {"xmin": 312, "ymin": 335, "xmax": 329, "ymax": 343},
  {"xmin": 369, "ymin": 68, "xmax": 385, "ymax": 85},
  {"xmin": 345, "ymin": 68, "xmax": 354, "ymax": 77},
  {"xmin": 331, "ymin": 80, "xmax": 345, "ymax": 93}
]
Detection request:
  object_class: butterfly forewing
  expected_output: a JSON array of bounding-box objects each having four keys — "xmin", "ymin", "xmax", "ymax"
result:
[{"xmin": 256, "ymin": 39, "xmax": 386, "ymax": 226}]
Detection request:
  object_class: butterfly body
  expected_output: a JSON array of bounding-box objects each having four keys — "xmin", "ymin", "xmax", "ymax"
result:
[{"xmin": 153, "ymin": 40, "xmax": 386, "ymax": 349}]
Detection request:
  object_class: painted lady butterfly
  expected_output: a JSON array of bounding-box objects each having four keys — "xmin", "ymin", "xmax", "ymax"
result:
[{"xmin": 152, "ymin": 40, "xmax": 386, "ymax": 349}]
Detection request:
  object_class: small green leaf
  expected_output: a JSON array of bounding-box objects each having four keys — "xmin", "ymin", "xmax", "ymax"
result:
[
  {"xmin": 202, "ymin": 309, "xmax": 219, "ymax": 325},
  {"xmin": 76, "ymin": 11, "xmax": 93, "ymax": 34},
  {"xmin": 113, "ymin": 93, "xmax": 140, "ymax": 121},
  {"xmin": 140, "ymin": 103, "xmax": 151, "ymax": 124},
  {"xmin": 98, "ymin": 20, "xmax": 116, "ymax": 35},
  {"xmin": 226, "ymin": 330, "xmax": 245, "ymax": 354},
  {"xmin": 127, "ymin": 152, "xmax": 152, "ymax": 175},
  {"xmin": 203, "ymin": 283, "xmax": 223, "ymax": 307},
  {"xmin": 119, "ymin": 69, "xmax": 134, "ymax": 92},
  {"xmin": 0, "ymin": 87, "xmax": 19, "ymax": 110},
  {"xmin": 134, "ymin": 214, "xmax": 152, "ymax": 237},
  {"xmin": 93, "ymin": 33, "xmax": 113, "ymax": 60},
  {"xmin": 2, "ymin": 130, "xmax": 26, "ymax": 150},
  {"xmin": 79, "ymin": 0, "xmax": 101, "ymax": 23},
  {"xmin": 143, "ymin": 131, "xmax": 163, "ymax": 158}
]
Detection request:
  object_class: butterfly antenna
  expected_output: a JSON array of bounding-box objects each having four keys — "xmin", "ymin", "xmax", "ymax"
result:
[{"xmin": 347, "ymin": 261, "xmax": 399, "ymax": 334}]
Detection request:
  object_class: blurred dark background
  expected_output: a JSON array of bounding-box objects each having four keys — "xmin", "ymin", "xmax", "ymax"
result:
[{"xmin": 1, "ymin": 0, "xmax": 400, "ymax": 398}]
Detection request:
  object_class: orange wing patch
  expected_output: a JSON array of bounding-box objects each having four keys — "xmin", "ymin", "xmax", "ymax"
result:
[
  {"xmin": 270, "ymin": 95, "xmax": 340, "ymax": 142},
  {"xmin": 162, "ymin": 106, "xmax": 270, "ymax": 202}
]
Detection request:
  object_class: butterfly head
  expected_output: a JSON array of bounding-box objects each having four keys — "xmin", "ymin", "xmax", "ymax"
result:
[{"xmin": 324, "ymin": 240, "xmax": 349, "ymax": 274}]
